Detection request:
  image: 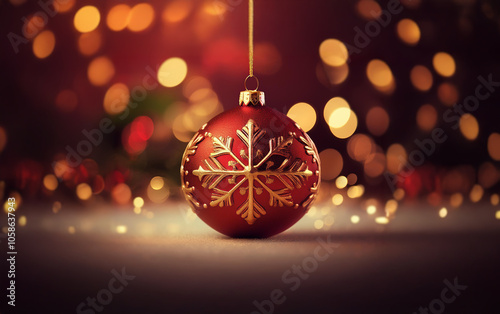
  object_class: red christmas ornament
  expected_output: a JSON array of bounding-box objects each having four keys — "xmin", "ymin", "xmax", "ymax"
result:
[{"xmin": 180, "ymin": 89, "xmax": 320, "ymax": 238}]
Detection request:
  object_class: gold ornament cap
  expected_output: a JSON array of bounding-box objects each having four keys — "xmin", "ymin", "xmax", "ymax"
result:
[
  {"xmin": 239, "ymin": 90, "xmax": 265, "ymax": 107},
  {"xmin": 240, "ymin": 75, "xmax": 264, "ymax": 106}
]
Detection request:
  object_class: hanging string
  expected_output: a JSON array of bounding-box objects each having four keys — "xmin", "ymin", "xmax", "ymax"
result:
[{"xmin": 249, "ymin": 0, "xmax": 254, "ymax": 77}]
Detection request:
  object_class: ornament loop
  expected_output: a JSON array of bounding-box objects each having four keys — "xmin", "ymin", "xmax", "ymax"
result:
[{"xmin": 244, "ymin": 75, "xmax": 259, "ymax": 91}]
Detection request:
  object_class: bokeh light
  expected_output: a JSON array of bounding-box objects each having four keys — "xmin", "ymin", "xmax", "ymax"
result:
[
  {"xmin": 78, "ymin": 30, "xmax": 102, "ymax": 56},
  {"xmin": 43, "ymin": 174, "xmax": 58, "ymax": 191},
  {"xmin": 469, "ymin": 184, "xmax": 484, "ymax": 202},
  {"xmin": 459, "ymin": 114, "xmax": 479, "ymax": 140},
  {"xmin": 158, "ymin": 57, "xmax": 188, "ymax": 88},
  {"xmin": 347, "ymin": 185, "xmax": 365, "ymax": 198},
  {"xmin": 111, "ymin": 183, "xmax": 132, "ymax": 205},
  {"xmin": 487, "ymin": 133, "xmax": 500, "ymax": 161},
  {"xmin": 104, "ymin": 83, "xmax": 130, "ymax": 115},
  {"xmin": 0, "ymin": 127, "xmax": 7, "ymax": 153},
  {"xmin": 433, "ymin": 52, "xmax": 456, "ymax": 77},
  {"xmin": 439, "ymin": 207, "xmax": 448, "ymax": 218},
  {"xmin": 356, "ymin": 0, "xmax": 382, "ymax": 20},
  {"xmin": 107, "ymin": 4, "xmax": 131, "ymax": 32},
  {"xmin": 396, "ymin": 18, "xmax": 420, "ymax": 45},
  {"xmin": 74, "ymin": 6, "xmax": 101, "ymax": 33},
  {"xmin": 386, "ymin": 144, "xmax": 407, "ymax": 174},
  {"xmin": 319, "ymin": 39, "xmax": 348, "ymax": 67},
  {"xmin": 162, "ymin": 0, "xmax": 193, "ymax": 23},
  {"xmin": 319, "ymin": 149, "xmax": 343, "ymax": 180},
  {"xmin": 437, "ymin": 82, "xmax": 459, "ymax": 106},
  {"xmin": 366, "ymin": 107, "xmax": 389, "ymax": 136},
  {"xmin": 347, "ymin": 134, "xmax": 374, "ymax": 162},
  {"xmin": 87, "ymin": 56, "xmax": 115, "ymax": 86},
  {"xmin": 32, "ymin": 30, "xmax": 55, "ymax": 59},
  {"xmin": 416, "ymin": 104, "xmax": 438, "ymax": 131},
  {"xmin": 287, "ymin": 102, "xmax": 316, "ymax": 132},
  {"xmin": 335, "ymin": 176, "xmax": 348, "ymax": 189},
  {"xmin": 366, "ymin": 59, "xmax": 394, "ymax": 90},
  {"xmin": 410, "ymin": 65, "xmax": 433, "ymax": 92},
  {"xmin": 332, "ymin": 194, "xmax": 343, "ymax": 206},
  {"xmin": 76, "ymin": 183, "xmax": 92, "ymax": 200},
  {"xmin": 53, "ymin": 0, "xmax": 75, "ymax": 13}
]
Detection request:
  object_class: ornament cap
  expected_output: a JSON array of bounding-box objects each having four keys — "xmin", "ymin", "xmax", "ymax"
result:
[{"xmin": 239, "ymin": 90, "xmax": 265, "ymax": 107}]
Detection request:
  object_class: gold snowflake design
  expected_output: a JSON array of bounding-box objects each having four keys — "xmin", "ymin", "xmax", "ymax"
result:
[{"xmin": 182, "ymin": 119, "xmax": 318, "ymax": 225}]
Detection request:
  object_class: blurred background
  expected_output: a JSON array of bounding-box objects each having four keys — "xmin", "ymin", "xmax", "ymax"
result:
[{"xmin": 1, "ymin": 0, "xmax": 500, "ymax": 227}]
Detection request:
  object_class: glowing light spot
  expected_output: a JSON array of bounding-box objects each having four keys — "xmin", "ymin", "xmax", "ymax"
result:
[
  {"xmin": 55, "ymin": 90, "xmax": 78, "ymax": 112},
  {"xmin": 9, "ymin": 0, "xmax": 26, "ymax": 6},
  {"xmin": 367, "ymin": 205, "xmax": 376, "ymax": 215},
  {"xmin": 364, "ymin": 153, "xmax": 386, "ymax": 178},
  {"xmin": 438, "ymin": 82, "xmax": 459, "ymax": 106},
  {"xmin": 133, "ymin": 207, "xmax": 142, "ymax": 214},
  {"xmin": 386, "ymin": 143, "xmax": 407, "ymax": 174},
  {"xmin": 366, "ymin": 59, "xmax": 394, "ymax": 88},
  {"xmin": 319, "ymin": 39, "xmax": 348, "ymax": 67},
  {"xmin": 0, "ymin": 127, "xmax": 7, "ymax": 153},
  {"xmin": 306, "ymin": 206, "xmax": 317, "ymax": 217},
  {"xmin": 366, "ymin": 107, "xmax": 389, "ymax": 136},
  {"xmin": 319, "ymin": 149, "xmax": 343, "ymax": 180},
  {"xmin": 150, "ymin": 176, "xmax": 165, "ymax": 190},
  {"xmin": 43, "ymin": 174, "xmax": 58, "ymax": 191},
  {"xmin": 107, "ymin": 4, "xmax": 131, "ymax": 31},
  {"xmin": 112, "ymin": 183, "xmax": 132, "ymax": 205},
  {"xmin": 496, "ymin": 211, "xmax": 500, "ymax": 220},
  {"xmin": 439, "ymin": 207, "xmax": 448, "ymax": 218},
  {"xmin": 488, "ymin": 133, "xmax": 500, "ymax": 160},
  {"xmin": 375, "ymin": 217, "xmax": 389, "ymax": 224},
  {"xmin": 162, "ymin": 0, "xmax": 193, "ymax": 23},
  {"xmin": 347, "ymin": 134, "xmax": 374, "ymax": 162},
  {"xmin": 351, "ymin": 215, "xmax": 360, "ymax": 224},
  {"xmin": 53, "ymin": 201, "xmax": 62, "ymax": 213},
  {"xmin": 158, "ymin": 57, "xmax": 188, "ymax": 88},
  {"xmin": 433, "ymin": 52, "xmax": 456, "ymax": 77},
  {"xmin": 492, "ymin": 194, "xmax": 499, "ymax": 206},
  {"xmin": 87, "ymin": 56, "xmax": 115, "ymax": 86},
  {"xmin": 459, "ymin": 114, "xmax": 479, "ymax": 141},
  {"xmin": 183, "ymin": 76, "xmax": 212, "ymax": 98},
  {"xmin": 320, "ymin": 63, "xmax": 350, "ymax": 85},
  {"xmin": 385, "ymin": 199, "xmax": 398, "ymax": 216},
  {"xmin": 68, "ymin": 226, "xmax": 76, "ymax": 234},
  {"xmin": 133, "ymin": 197, "xmax": 144, "ymax": 208},
  {"xmin": 32, "ymin": 30, "xmax": 55, "ymax": 59},
  {"xmin": 54, "ymin": 0, "xmax": 75, "ymax": 13},
  {"xmin": 469, "ymin": 184, "xmax": 484, "ymax": 203},
  {"xmin": 416, "ymin": 104, "xmax": 438, "ymax": 131},
  {"xmin": 23, "ymin": 15, "xmax": 46, "ymax": 39},
  {"xmin": 393, "ymin": 188, "xmax": 405, "ymax": 201},
  {"xmin": 287, "ymin": 102, "xmax": 316, "ymax": 132},
  {"xmin": 347, "ymin": 185, "xmax": 365, "ymax": 199},
  {"xmin": 410, "ymin": 65, "xmax": 433, "ymax": 92},
  {"xmin": 74, "ymin": 6, "xmax": 100, "ymax": 33},
  {"xmin": 78, "ymin": 30, "xmax": 102, "ymax": 56},
  {"xmin": 116, "ymin": 225, "xmax": 128, "ymax": 234},
  {"xmin": 347, "ymin": 173, "xmax": 358, "ymax": 185},
  {"xmin": 324, "ymin": 216, "xmax": 334, "ymax": 226},
  {"xmin": 396, "ymin": 18, "xmax": 420, "ymax": 45},
  {"xmin": 147, "ymin": 182, "xmax": 170, "ymax": 203},
  {"xmin": 450, "ymin": 193, "xmax": 463, "ymax": 208},
  {"xmin": 329, "ymin": 109, "xmax": 358, "ymax": 139},
  {"xmin": 332, "ymin": 194, "xmax": 344, "ymax": 206},
  {"xmin": 104, "ymin": 83, "xmax": 130, "ymax": 115},
  {"xmin": 128, "ymin": 3, "xmax": 155, "ymax": 32},
  {"xmin": 314, "ymin": 220, "xmax": 324, "ymax": 230},
  {"xmin": 356, "ymin": 0, "xmax": 382, "ymax": 20},
  {"xmin": 18, "ymin": 215, "xmax": 26, "ymax": 227},
  {"xmin": 335, "ymin": 176, "xmax": 348, "ymax": 189},
  {"xmin": 76, "ymin": 183, "xmax": 92, "ymax": 200}
]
